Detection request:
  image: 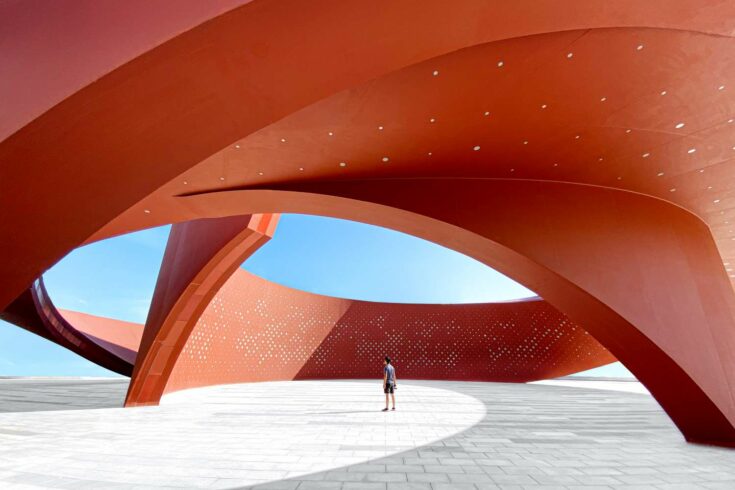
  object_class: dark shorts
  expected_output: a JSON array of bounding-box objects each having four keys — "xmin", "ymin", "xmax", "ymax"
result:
[{"xmin": 384, "ymin": 383, "xmax": 395, "ymax": 394}]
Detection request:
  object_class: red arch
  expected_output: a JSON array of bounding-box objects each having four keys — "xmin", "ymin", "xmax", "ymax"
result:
[
  {"xmin": 121, "ymin": 182, "xmax": 735, "ymax": 446},
  {"xmin": 126, "ymin": 214, "xmax": 277, "ymax": 406}
]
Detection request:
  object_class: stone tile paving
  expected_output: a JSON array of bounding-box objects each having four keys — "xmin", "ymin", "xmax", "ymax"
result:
[
  {"xmin": 0, "ymin": 378, "xmax": 126, "ymax": 412},
  {"xmin": 0, "ymin": 378, "xmax": 733, "ymax": 489}
]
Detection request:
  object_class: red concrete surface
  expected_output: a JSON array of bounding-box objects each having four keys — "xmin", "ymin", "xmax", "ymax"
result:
[
  {"xmin": 0, "ymin": 0, "xmax": 252, "ymax": 141},
  {"xmin": 165, "ymin": 269, "xmax": 614, "ymax": 394},
  {"xmin": 126, "ymin": 214, "xmax": 278, "ymax": 406},
  {"xmin": 2, "ymin": 1, "xmax": 735, "ymax": 445},
  {"xmin": 58, "ymin": 310, "xmax": 142, "ymax": 365}
]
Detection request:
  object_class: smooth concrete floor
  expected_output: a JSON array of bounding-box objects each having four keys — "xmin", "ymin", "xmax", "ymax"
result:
[{"xmin": 0, "ymin": 378, "xmax": 733, "ymax": 489}]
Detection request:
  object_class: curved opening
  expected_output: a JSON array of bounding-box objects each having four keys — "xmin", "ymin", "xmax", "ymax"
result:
[
  {"xmin": 43, "ymin": 225, "xmax": 171, "ymax": 324},
  {"xmin": 121, "ymin": 185, "xmax": 735, "ymax": 445},
  {"xmin": 45, "ymin": 215, "xmax": 536, "ymax": 310},
  {"xmin": 244, "ymin": 214, "xmax": 536, "ymax": 303},
  {"xmin": 24, "ymin": 210, "xmax": 630, "ymax": 383}
]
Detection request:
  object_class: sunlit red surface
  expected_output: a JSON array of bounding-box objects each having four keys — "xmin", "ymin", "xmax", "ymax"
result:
[{"xmin": 2, "ymin": 0, "xmax": 735, "ymax": 446}]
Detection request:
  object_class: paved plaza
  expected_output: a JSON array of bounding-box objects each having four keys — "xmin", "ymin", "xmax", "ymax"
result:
[{"xmin": 0, "ymin": 379, "xmax": 733, "ymax": 489}]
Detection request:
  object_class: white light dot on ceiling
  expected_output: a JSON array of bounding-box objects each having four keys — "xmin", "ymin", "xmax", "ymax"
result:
[
  {"xmin": 567, "ymin": 52, "xmax": 573, "ymax": 59},
  {"xmin": 687, "ymin": 148, "xmax": 697, "ymax": 154},
  {"xmin": 642, "ymin": 152, "xmax": 650, "ymax": 158},
  {"xmin": 280, "ymin": 138, "xmax": 286, "ymax": 143},
  {"xmin": 553, "ymin": 163, "xmax": 559, "ymax": 167},
  {"xmin": 675, "ymin": 122, "xmax": 685, "ymax": 129},
  {"xmin": 637, "ymin": 44, "xmax": 644, "ymax": 51},
  {"xmin": 497, "ymin": 61, "xmax": 504, "ymax": 67},
  {"xmin": 541, "ymin": 104, "xmax": 547, "ymax": 109},
  {"xmin": 719, "ymin": 85, "xmax": 725, "ymax": 91},
  {"xmin": 598, "ymin": 157, "xmax": 604, "ymax": 162},
  {"xmin": 523, "ymin": 140, "xmax": 529, "ymax": 145},
  {"xmin": 701, "ymin": 169, "xmax": 706, "ymax": 173},
  {"xmin": 575, "ymin": 135, "xmax": 580, "ymax": 140},
  {"xmin": 708, "ymin": 186, "xmax": 713, "ymax": 189},
  {"xmin": 234, "ymin": 144, "xmax": 240, "ymax": 149},
  {"xmin": 298, "ymin": 167, "xmax": 304, "ymax": 171},
  {"xmin": 219, "ymin": 176, "xmax": 225, "ymax": 181},
  {"xmin": 143, "ymin": 209, "xmax": 151, "ymax": 214},
  {"xmin": 428, "ymin": 152, "xmax": 432, "ymax": 156},
  {"xmin": 625, "ymin": 129, "xmax": 632, "ymax": 134},
  {"xmin": 473, "ymin": 145, "xmax": 481, "ymax": 151},
  {"xmin": 382, "ymin": 156, "xmax": 389, "ymax": 162},
  {"xmin": 510, "ymin": 168, "xmax": 515, "ymax": 172},
  {"xmin": 339, "ymin": 162, "xmax": 347, "ymax": 167},
  {"xmin": 600, "ymin": 97, "xmax": 607, "ymax": 102},
  {"xmin": 378, "ymin": 126, "xmax": 384, "ymax": 131},
  {"xmin": 660, "ymin": 90, "xmax": 667, "ymax": 96},
  {"xmin": 328, "ymin": 131, "xmax": 334, "ymax": 136},
  {"xmin": 617, "ymin": 176, "xmax": 622, "ymax": 180},
  {"xmin": 432, "ymin": 70, "xmax": 439, "ymax": 76},
  {"xmin": 714, "ymin": 199, "xmax": 721, "ymax": 203},
  {"xmin": 258, "ymin": 171, "xmax": 264, "ymax": 176},
  {"xmin": 657, "ymin": 172, "xmax": 664, "ymax": 177},
  {"xmin": 670, "ymin": 188, "xmax": 676, "ymax": 192},
  {"xmin": 483, "ymin": 111, "xmax": 490, "ymax": 116},
  {"xmin": 183, "ymin": 181, "xmax": 188, "ymax": 185},
  {"xmin": 729, "ymin": 119, "xmax": 734, "ymax": 123},
  {"xmin": 429, "ymin": 118, "xmax": 436, "ymax": 123}
]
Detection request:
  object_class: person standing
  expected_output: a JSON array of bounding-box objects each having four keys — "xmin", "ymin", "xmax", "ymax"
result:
[{"xmin": 382, "ymin": 356, "xmax": 396, "ymax": 411}]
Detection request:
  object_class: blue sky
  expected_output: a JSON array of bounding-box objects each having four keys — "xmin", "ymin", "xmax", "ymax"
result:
[{"xmin": 0, "ymin": 214, "xmax": 632, "ymax": 378}]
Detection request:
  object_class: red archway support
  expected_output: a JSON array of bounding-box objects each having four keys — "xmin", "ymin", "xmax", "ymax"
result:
[{"xmin": 125, "ymin": 213, "xmax": 278, "ymax": 406}]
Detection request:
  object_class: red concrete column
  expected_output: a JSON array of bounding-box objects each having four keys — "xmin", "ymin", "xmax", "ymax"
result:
[{"xmin": 125, "ymin": 213, "xmax": 278, "ymax": 406}]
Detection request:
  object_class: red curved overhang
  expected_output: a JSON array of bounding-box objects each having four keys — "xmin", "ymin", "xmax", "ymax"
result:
[{"xmin": 2, "ymin": 1, "xmax": 735, "ymax": 311}]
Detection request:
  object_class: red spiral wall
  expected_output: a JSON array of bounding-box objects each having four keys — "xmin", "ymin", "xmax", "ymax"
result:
[{"xmin": 165, "ymin": 269, "xmax": 614, "ymax": 394}]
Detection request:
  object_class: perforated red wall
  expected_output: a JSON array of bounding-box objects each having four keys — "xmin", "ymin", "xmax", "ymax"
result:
[{"xmin": 165, "ymin": 269, "xmax": 614, "ymax": 394}]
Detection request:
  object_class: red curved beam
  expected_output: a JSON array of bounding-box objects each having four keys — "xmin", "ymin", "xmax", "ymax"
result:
[
  {"xmin": 0, "ymin": 278, "xmax": 140, "ymax": 376},
  {"xmin": 125, "ymin": 213, "xmax": 278, "ymax": 406}
]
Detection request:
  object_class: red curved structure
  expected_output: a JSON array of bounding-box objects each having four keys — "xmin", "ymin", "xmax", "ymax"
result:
[
  {"xmin": 0, "ymin": 278, "xmax": 141, "ymax": 376},
  {"xmin": 2, "ymin": 0, "xmax": 735, "ymax": 446}
]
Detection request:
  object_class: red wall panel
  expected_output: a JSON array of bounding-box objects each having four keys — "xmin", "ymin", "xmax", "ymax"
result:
[{"xmin": 165, "ymin": 269, "xmax": 614, "ymax": 393}]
